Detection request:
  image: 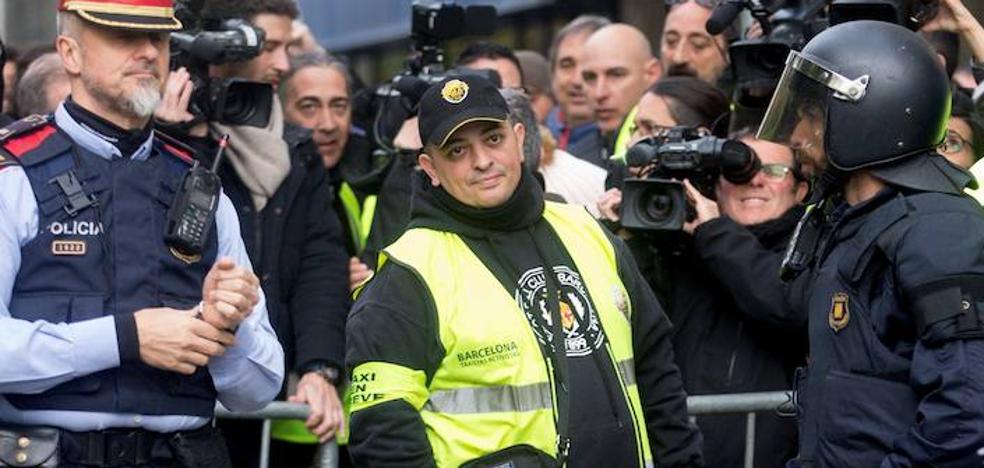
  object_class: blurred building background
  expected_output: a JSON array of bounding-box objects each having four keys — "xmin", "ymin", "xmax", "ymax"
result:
[{"xmin": 0, "ymin": 0, "xmax": 983, "ymax": 87}]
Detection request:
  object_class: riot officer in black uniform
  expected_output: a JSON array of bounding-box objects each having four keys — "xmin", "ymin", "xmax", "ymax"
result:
[{"xmin": 758, "ymin": 20, "xmax": 984, "ymax": 467}]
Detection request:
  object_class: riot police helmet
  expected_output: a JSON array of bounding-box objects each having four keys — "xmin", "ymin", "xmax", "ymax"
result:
[{"xmin": 757, "ymin": 21, "xmax": 950, "ymax": 173}]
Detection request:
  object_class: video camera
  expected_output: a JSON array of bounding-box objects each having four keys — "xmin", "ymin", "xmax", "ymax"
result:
[
  {"xmin": 621, "ymin": 127, "xmax": 760, "ymax": 231},
  {"xmin": 380, "ymin": 2, "xmax": 498, "ymax": 117},
  {"xmin": 170, "ymin": 0, "xmax": 273, "ymax": 127},
  {"xmin": 723, "ymin": 0, "xmax": 827, "ymax": 111},
  {"xmin": 712, "ymin": 0, "xmax": 938, "ymax": 129},
  {"xmin": 829, "ymin": 0, "xmax": 939, "ymax": 30},
  {"xmin": 355, "ymin": 2, "xmax": 497, "ymax": 176}
]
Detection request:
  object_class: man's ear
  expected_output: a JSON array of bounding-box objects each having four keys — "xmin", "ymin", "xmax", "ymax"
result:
[
  {"xmin": 512, "ymin": 121, "xmax": 526, "ymax": 161},
  {"xmin": 418, "ymin": 152, "xmax": 441, "ymax": 187},
  {"xmin": 644, "ymin": 57, "xmax": 662, "ymax": 84},
  {"xmin": 795, "ymin": 180, "xmax": 809, "ymax": 203},
  {"xmin": 56, "ymin": 35, "xmax": 82, "ymax": 76}
]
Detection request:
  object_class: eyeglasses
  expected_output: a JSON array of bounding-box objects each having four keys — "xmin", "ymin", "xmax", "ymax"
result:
[
  {"xmin": 759, "ymin": 163, "xmax": 794, "ymax": 180},
  {"xmin": 939, "ymin": 130, "xmax": 970, "ymax": 155},
  {"xmin": 664, "ymin": 0, "xmax": 722, "ymax": 9}
]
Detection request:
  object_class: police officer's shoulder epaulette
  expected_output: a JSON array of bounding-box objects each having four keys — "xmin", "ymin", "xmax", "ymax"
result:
[
  {"xmin": 155, "ymin": 130, "xmax": 197, "ymax": 165},
  {"xmin": 0, "ymin": 114, "xmax": 68, "ymax": 167}
]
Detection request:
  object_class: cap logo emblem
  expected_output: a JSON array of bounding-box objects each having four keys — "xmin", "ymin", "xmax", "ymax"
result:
[{"xmin": 441, "ymin": 79, "xmax": 469, "ymax": 104}]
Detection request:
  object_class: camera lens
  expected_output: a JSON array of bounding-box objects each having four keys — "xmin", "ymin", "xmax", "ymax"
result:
[
  {"xmin": 222, "ymin": 92, "xmax": 255, "ymax": 123},
  {"xmin": 643, "ymin": 191, "xmax": 675, "ymax": 222}
]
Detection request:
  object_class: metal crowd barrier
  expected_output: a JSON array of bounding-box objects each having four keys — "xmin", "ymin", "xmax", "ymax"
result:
[
  {"xmin": 688, "ymin": 391, "xmax": 794, "ymax": 468},
  {"xmin": 216, "ymin": 402, "xmax": 337, "ymax": 468},
  {"xmin": 216, "ymin": 391, "xmax": 793, "ymax": 468}
]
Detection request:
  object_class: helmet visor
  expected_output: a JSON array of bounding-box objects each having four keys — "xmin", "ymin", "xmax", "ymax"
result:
[{"xmin": 757, "ymin": 51, "xmax": 870, "ymax": 171}]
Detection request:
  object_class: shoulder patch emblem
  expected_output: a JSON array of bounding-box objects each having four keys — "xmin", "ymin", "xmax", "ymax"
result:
[{"xmin": 829, "ymin": 292, "xmax": 850, "ymax": 333}]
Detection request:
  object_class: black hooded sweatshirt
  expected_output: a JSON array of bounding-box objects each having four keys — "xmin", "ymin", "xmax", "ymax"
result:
[{"xmin": 346, "ymin": 169, "xmax": 703, "ymax": 467}]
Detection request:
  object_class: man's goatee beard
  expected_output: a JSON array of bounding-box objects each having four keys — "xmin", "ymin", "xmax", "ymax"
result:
[{"xmin": 125, "ymin": 80, "xmax": 161, "ymax": 118}]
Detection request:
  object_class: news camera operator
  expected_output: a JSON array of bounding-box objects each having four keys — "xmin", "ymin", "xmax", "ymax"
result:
[
  {"xmin": 153, "ymin": 0, "xmax": 350, "ymax": 465},
  {"xmin": 598, "ymin": 80, "xmax": 808, "ymax": 467},
  {"xmin": 675, "ymin": 131, "xmax": 807, "ymax": 467},
  {"xmin": 0, "ymin": 1, "xmax": 285, "ymax": 466}
]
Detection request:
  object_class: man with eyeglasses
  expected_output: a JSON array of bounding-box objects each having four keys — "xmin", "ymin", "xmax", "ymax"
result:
[
  {"xmin": 661, "ymin": 0, "xmax": 732, "ymax": 86},
  {"xmin": 654, "ymin": 131, "xmax": 807, "ymax": 467}
]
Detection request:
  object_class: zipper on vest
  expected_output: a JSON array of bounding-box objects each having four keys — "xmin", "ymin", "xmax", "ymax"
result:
[
  {"xmin": 592, "ymin": 347, "xmax": 625, "ymax": 425},
  {"xmin": 540, "ymin": 353, "xmax": 565, "ymax": 464},
  {"xmin": 605, "ymin": 341, "xmax": 647, "ymax": 468}
]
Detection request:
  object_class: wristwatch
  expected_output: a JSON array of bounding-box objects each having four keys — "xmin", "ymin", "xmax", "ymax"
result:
[{"xmin": 301, "ymin": 363, "xmax": 341, "ymax": 386}]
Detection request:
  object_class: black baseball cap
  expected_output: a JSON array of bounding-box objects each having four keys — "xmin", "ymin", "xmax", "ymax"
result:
[{"xmin": 418, "ymin": 75, "xmax": 509, "ymax": 149}]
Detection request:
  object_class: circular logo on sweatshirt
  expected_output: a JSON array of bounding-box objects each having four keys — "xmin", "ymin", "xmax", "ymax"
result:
[{"xmin": 516, "ymin": 266, "xmax": 605, "ymax": 357}]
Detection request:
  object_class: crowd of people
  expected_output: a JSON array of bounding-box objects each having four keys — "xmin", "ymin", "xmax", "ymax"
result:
[{"xmin": 1, "ymin": 0, "xmax": 984, "ymax": 466}]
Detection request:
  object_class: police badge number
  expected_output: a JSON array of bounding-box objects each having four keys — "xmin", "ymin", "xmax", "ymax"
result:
[{"xmin": 829, "ymin": 292, "xmax": 850, "ymax": 332}]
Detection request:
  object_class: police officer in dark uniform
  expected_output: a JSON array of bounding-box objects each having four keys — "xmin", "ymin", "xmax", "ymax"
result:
[
  {"xmin": 758, "ymin": 20, "xmax": 984, "ymax": 466},
  {"xmin": 0, "ymin": 1, "xmax": 284, "ymax": 466}
]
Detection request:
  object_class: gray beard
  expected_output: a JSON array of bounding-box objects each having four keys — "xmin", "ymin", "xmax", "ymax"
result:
[{"xmin": 83, "ymin": 74, "xmax": 161, "ymax": 121}]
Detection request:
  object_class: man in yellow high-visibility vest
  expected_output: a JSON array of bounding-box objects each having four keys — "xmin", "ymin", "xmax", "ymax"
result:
[{"xmin": 345, "ymin": 74, "xmax": 702, "ymax": 467}]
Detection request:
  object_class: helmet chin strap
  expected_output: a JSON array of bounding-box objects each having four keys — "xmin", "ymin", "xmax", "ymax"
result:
[
  {"xmin": 807, "ymin": 165, "xmax": 847, "ymax": 205},
  {"xmin": 778, "ymin": 164, "xmax": 846, "ymax": 282}
]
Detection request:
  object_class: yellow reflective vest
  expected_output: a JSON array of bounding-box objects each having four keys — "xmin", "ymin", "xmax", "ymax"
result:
[
  {"xmin": 349, "ymin": 202, "xmax": 654, "ymax": 467},
  {"xmin": 967, "ymin": 158, "xmax": 984, "ymax": 205}
]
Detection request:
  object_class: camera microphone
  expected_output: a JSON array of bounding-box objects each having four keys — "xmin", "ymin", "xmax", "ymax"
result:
[{"xmin": 706, "ymin": 0, "xmax": 745, "ymax": 35}]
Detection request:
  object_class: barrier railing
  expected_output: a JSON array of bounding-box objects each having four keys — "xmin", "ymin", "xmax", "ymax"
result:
[
  {"xmin": 217, "ymin": 391, "xmax": 794, "ymax": 468},
  {"xmin": 687, "ymin": 391, "xmax": 793, "ymax": 468},
  {"xmin": 216, "ymin": 402, "xmax": 337, "ymax": 468}
]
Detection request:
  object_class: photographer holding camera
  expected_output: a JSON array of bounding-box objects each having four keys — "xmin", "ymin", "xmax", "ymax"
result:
[
  {"xmin": 599, "ymin": 76, "xmax": 808, "ymax": 467},
  {"xmin": 154, "ymin": 0, "xmax": 350, "ymax": 465},
  {"xmin": 673, "ymin": 131, "xmax": 807, "ymax": 467}
]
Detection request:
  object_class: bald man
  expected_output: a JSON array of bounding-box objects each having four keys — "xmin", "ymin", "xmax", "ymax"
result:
[{"xmin": 581, "ymin": 24, "xmax": 661, "ymax": 136}]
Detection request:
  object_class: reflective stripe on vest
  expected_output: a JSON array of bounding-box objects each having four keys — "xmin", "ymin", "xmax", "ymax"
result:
[
  {"xmin": 338, "ymin": 182, "xmax": 377, "ymax": 253},
  {"xmin": 357, "ymin": 202, "xmax": 654, "ymax": 467},
  {"xmin": 423, "ymin": 382, "xmax": 553, "ymax": 414}
]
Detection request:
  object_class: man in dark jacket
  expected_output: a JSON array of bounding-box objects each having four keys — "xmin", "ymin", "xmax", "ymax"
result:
[
  {"xmin": 281, "ymin": 50, "xmax": 414, "ymax": 290},
  {"xmin": 155, "ymin": 0, "xmax": 349, "ymax": 465},
  {"xmin": 346, "ymin": 75, "xmax": 702, "ymax": 467},
  {"xmin": 670, "ymin": 133, "xmax": 809, "ymax": 467}
]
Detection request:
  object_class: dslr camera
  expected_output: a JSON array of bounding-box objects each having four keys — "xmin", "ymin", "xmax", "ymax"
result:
[
  {"xmin": 621, "ymin": 127, "xmax": 760, "ymax": 231},
  {"xmin": 170, "ymin": 0, "xmax": 274, "ymax": 127}
]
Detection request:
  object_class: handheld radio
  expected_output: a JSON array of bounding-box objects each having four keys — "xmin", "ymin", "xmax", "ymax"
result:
[{"xmin": 164, "ymin": 134, "xmax": 229, "ymax": 261}]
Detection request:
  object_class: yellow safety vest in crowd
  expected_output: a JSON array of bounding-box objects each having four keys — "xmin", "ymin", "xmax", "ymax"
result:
[
  {"xmin": 610, "ymin": 105, "xmax": 639, "ymax": 163},
  {"xmin": 271, "ymin": 181, "xmax": 375, "ymax": 445},
  {"xmin": 967, "ymin": 158, "xmax": 984, "ymax": 206},
  {"xmin": 349, "ymin": 202, "xmax": 654, "ymax": 467},
  {"xmin": 339, "ymin": 182, "xmax": 378, "ymax": 253}
]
